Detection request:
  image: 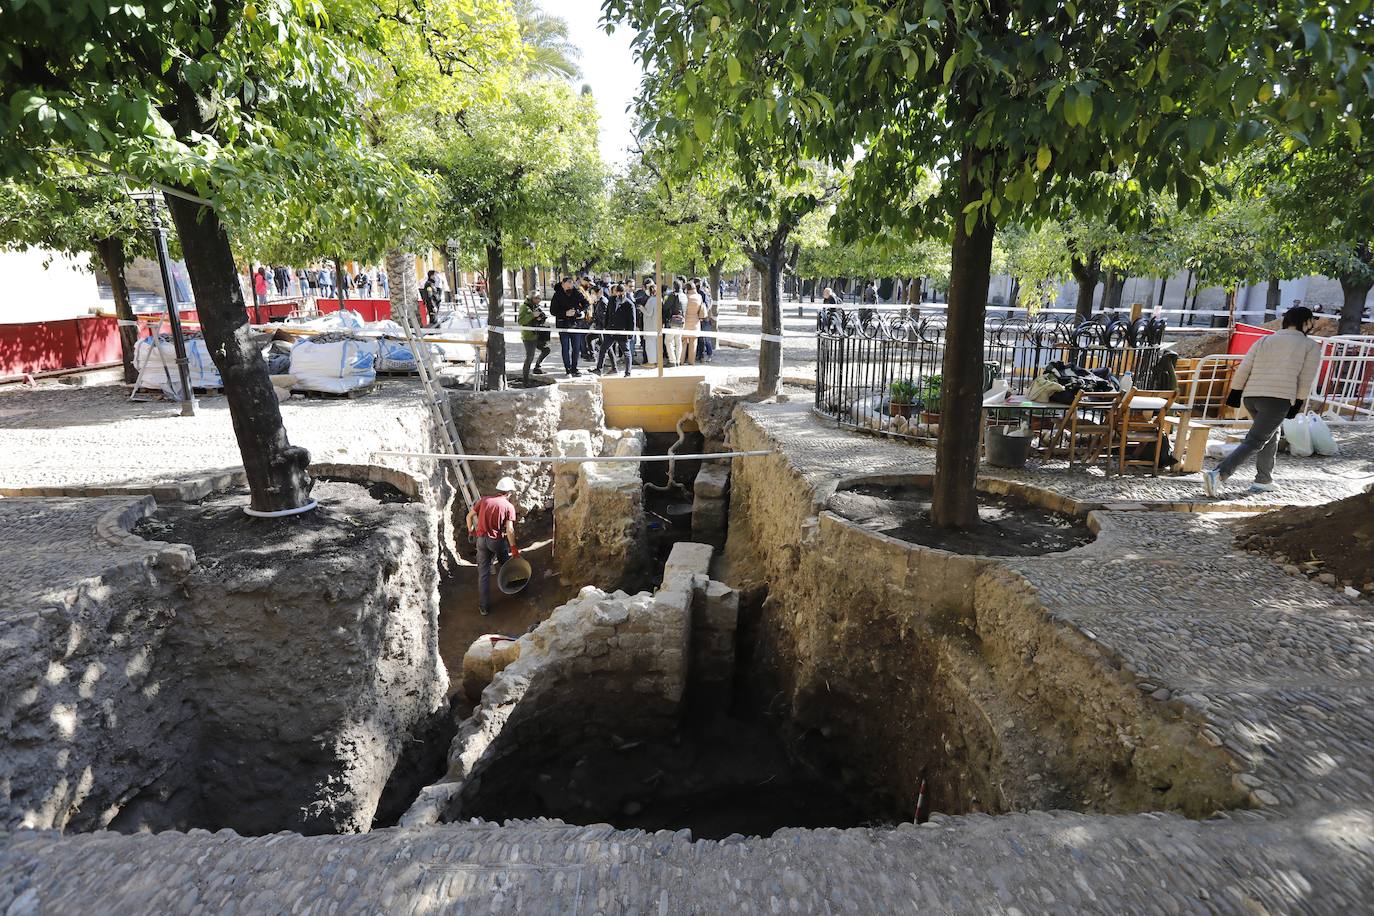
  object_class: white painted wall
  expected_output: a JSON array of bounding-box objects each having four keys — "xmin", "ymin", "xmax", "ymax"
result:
[{"xmin": 0, "ymin": 248, "xmax": 104, "ymax": 325}]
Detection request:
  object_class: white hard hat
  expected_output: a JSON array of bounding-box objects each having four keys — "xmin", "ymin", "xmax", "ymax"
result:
[{"xmin": 495, "ymin": 476, "xmax": 517, "ymax": 493}]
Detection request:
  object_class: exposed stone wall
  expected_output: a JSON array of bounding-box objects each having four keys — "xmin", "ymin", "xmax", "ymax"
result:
[
  {"xmin": 691, "ymin": 461, "xmax": 730, "ymax": 548},
  {"xmin": 724, "ymin": 407, "xmax": 1242, "ymax": 819},
  {"xmin": 156, "ymin": 485, "xmax": 447, "ymax": 835},
  {"xmin": 404, "ymin": 542, "xmax": 725, "ymax": 827},
  {"xmin": 448, "ymin": 383, "xmax": 563, "ymax": 511},
  {"xmin": 552, "ymin": 428, "xmax": 649, "ymax": 591}
]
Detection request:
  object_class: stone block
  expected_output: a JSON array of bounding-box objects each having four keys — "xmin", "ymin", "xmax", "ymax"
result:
[
  {"xmin": 692, "ymin": 495, "xmax": 728, "ymax": 548},
  {"xmin": 663, "ymin": 542, "xmax": 714, "ymax": 580},
  {"xmin": 693, "ymin": 462, "xmax": 731, "ymax": 499}
]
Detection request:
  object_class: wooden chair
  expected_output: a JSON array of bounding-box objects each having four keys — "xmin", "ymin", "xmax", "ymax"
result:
[
  {"xmin": 1115, "ymin": 388, "xmax": 1177, "ymax": 474},
  {"xmin": 1046, "ymin": 389, "xmax": 1122, "ymax": 467}
]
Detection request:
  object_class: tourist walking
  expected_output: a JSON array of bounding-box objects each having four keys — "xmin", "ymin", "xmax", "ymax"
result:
[
  {"xmin": 252, "ymin": 267, "xmax": 269, "ymax": 306},
  {"xmin": 420, "ymin": 270, "xmax": 442, "ymax": 327},
  {"xmin": 552, "ymin": 276, "xmax": 590, "ymax": 376},
  {"xmin": 1203, "ymin": 306, "xmax": 1321, "ymax": 496},
  {"xmin": 681, "ymin": 281, "xmax": 705, "ymax": 365},
  {"xmin": 518, "ymin": 293, "xmax": 551, "ymax": 384},
  {"xmin": 466, "ymin": 477, "xmax": 521, "ymax": 617}
]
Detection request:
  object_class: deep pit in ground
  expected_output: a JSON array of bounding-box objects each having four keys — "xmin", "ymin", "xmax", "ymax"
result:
[
  {"xmin": 461, "ymin": 714, "xmax": 886, "ymax": 839},
  {"xmin": 828, "ymin": 482, "xmax": 1093, "ymax": 556},
  {"xmin": 126, "ymin": 478, "xmax": 450, "ymax": 836}
]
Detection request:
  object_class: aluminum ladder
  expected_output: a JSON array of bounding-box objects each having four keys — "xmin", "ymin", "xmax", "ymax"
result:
[{"xmin": 392, "ymin": 299, "xmax": 481, "ymax": 509}]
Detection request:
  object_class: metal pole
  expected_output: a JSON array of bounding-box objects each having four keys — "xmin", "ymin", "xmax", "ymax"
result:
[{"xmin": 147, "ymin": 197, "xmax": 196, "ymax": 417}]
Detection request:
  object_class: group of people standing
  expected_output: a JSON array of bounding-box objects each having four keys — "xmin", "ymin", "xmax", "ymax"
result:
[
  {"xmin": 250, "ymin": 263, "xmax": 390, "ymax": 306},
  {"xmin": 518, "ymin": 274, "xmax": 718, "ymax": 383}
]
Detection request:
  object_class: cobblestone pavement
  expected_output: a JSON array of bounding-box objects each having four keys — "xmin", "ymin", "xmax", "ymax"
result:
[
  {"xmin": 2, "ymin": 805, "xmax": 1371, "ymax": 914},
  {"xmin": 0, "ymin": 498, "xmax": 164, "ymax": 613},
  {"xmin": 3, "ymin": 388, "xmax": 1374, "ymax": 913},
  {"xmin": 0, "ymin": 380, "xmax": 436, "ymax": 494},
  {"xmin": 749, "ymin": 400, "xmax": 1374, "ymax": 509}
]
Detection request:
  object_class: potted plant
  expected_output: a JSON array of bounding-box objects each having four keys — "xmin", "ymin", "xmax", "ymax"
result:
[
  {"xmin": 888, "ymin": 378, "xmax": 920, "ymax": 418},
  {"xmin": 920, "ymin": 374, "xmax": 943, "ymax": 424}
]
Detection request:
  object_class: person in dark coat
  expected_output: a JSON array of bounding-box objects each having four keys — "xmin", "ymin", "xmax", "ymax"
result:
[
  {"xmin": 595, "ymin": 283, "xmax": 637, "ymax": 376},
  {"xmin": 420, "ymin": 270, "xmax": 442, "ymax": 327},
  {"xmin": 551, "ymin": 276, "xmax": 590, "ymax": 376}
]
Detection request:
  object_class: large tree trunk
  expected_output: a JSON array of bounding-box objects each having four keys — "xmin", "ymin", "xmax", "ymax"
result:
[
  {"xmin": 1264, "ymin": 276, "xmax": 1281, "ymax": 322},
  {"xmin": 754, "ymin": 242, "xmax": 785, "ymax": 396},
  {"xmin": 1070, "ymin": 254, "xmax": 1100, "ymax": 321},
  {"xmin": 334, "ymin": 257, "xmax": 349, "ymax": 302},
  {"xmin": 92, "ymin": 236, "xmax": 138, "ymax": 382},
  {"xmin": 708, "ymin": 261, "xmax": 723, "ymax": 305},
  {"xmin": 386, "ymin": 249, "xmax": 420, "ymax": 326},
  {"xmin": 1338, "ymin": 245, "xmax": 1373, "ymax": 335},
  {"xmin": 931, "ymin": 153, "xmax": 995, "ymax": 530},
  {"xmin": 486, "ymin": 242, "xmax": 506, "ymax": 390},
  {"xmin": 1101, "ymin": 269, "xmax": 1126, "ymax": 312},
  {"xmin": 164, "ymin": 192, "xmax": 312, "ymax": 512},
  {"xmin": 1339, "ymin": 276, "xmax": 1372, "ymax": 336}
]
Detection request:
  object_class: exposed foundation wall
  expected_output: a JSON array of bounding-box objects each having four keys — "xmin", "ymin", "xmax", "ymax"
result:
[
  {"xmin": 404, "ymin": 542, "xmax": 726, "ymax": 827},
  {"xmin": 553, "ymin": 428, "xmax": 649, "ymax": 591},
  {"xmin": 153, "ymin": 488, "xmax": 447, "ymax": 835},
  {"xmin": 724, "ymin": 407, "xmax": 1243, "ymax": 819}
]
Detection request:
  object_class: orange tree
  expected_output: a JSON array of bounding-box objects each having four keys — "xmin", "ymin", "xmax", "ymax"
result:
[
  {"xmin": 1, "ymin": 0, "xmax": 514, "ymax": 511},
  {"xmin": 605, "ymin": 0, "xmax": 1371, "ymax": 528}
]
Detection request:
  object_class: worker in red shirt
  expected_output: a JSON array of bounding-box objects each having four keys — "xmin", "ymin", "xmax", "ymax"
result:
[{"xmin": 465, "ymin": 476, "xmax": 520, "ymax": 616}]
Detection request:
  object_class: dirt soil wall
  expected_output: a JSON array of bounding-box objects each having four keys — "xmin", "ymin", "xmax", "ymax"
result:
[
  {"xmin": 0, "ymin": 500, "xmax": 195, "ymax": 832},
  {"xmin": 723, "ymin": 408, "xmax": 1243, "ymax": 820},
  {"xmin": 2, "ymin": 477, "xmax": 449, "ymax": 837},
  {"xmin": 139, "ymin": 479, "xmax": 448, "ymax": 835}
]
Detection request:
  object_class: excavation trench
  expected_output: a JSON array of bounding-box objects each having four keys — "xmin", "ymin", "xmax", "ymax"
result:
[{"xmin": 8, "ymin": 385, "xmax": 1245, "ymax": 843}]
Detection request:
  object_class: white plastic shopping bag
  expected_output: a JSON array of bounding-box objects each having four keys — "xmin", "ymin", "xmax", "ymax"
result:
[
  {"xmin": 1281, "ymin": 414, "xmax": 1315, "ymax": 458},
  {"xmin": 1307, "ymin": 412, "xmax": 1339, "ymax": 456}
]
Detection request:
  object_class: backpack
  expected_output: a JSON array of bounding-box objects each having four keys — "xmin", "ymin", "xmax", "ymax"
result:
[{"xmin": 666, "ymin": 292, "xmax": 685, "ymax": 327}]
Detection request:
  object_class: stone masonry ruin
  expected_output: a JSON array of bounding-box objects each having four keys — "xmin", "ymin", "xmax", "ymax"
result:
[{"xmin": 7, "ymin": 373, "xmax": 1369, "ymax": 911}]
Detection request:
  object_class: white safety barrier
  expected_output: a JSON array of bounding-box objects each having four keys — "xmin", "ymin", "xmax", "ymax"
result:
[{"xmin": 1312, "ymin": 335, "xmax": 1374, "ymax": 423}]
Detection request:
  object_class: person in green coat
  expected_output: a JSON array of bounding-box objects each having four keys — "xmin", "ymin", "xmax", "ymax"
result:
[{"xmin": 519, "ymin": 294, "xmax": 551, "ymax": 384}]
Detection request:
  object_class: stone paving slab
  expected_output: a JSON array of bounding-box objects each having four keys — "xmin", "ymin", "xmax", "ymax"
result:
[
  {"xmin": 0, "ymin": 497, "xmax": 166, "ymax": 615},
  {"xmin": 1, "ymin": 806, "xmax": 1372, "ymax": 915},
  {"xmin": 747, "ymin": 401, "xmax": 1374, "ymax": 509}
]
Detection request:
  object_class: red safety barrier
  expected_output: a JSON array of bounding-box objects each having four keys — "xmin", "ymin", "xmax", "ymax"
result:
[
  {"xmin": 1227, "ymin": 323, "xmax": 1273, "ymax": 355},
  {"xmin": 0, "ymin": 316, "xmax": 123, "ymax": 377},
  {"xmin": 314, "ymin": 297, "xmax": 396, "ymax": 322}
]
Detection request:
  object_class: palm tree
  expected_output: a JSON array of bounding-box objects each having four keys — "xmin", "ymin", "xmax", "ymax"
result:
[{"xmin": 512, "ymin": 0, "xmax": 581, "ymax": 80}]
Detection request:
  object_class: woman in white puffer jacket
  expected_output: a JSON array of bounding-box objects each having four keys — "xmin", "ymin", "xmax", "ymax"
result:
[{"xmin": 1203, "ymin": 306, "xmax": 1321, "ymax": 496}]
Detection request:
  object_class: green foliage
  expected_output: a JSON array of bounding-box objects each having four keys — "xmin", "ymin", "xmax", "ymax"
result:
[
  {"xmin": 604, "ymin": 0, "xmax": 1371, "ymax": 238},
  {"xmin": 418, "ymin": 79, "xmax": 604, "ymax": 262},
  {"xmin": 0, "ymin": 171, "xmax": 150, "ymax": 265},
  {"xmin": 888, "ymin": 378, "xmax": 920, "ymax": 405}
]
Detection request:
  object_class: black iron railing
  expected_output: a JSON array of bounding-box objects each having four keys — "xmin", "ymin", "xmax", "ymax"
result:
[{"xmin": 814, "ymin": 309, "xmax": 1167, "ymax": 441}]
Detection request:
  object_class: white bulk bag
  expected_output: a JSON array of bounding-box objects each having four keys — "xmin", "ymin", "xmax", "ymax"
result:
[
  {"xmin": 136, "ymin": 336, "xmax": 222, "ymax": 396},
  {"xmin": 1307, "ymin": 412, "xmax": 1339, "ymax": 456},
  {"xmin": 289, "ymin": 337, "xmax": 376, "ymax": 394}
]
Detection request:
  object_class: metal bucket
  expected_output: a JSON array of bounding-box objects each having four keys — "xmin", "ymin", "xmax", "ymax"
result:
[{"xmin": 498, "ymin": 555, "xmax": 532, "ymax": 595}]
